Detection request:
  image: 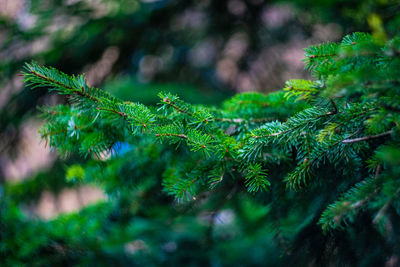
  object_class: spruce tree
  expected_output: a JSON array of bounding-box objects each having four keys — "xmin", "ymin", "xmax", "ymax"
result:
[{"xmin": 3, "ymin": 29, "xmax": 400, "ymax": 267}]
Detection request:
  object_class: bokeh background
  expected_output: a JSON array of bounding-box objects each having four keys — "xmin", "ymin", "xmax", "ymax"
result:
[{"xmin": 1, "ymin": 0, "xmax": 399, "ymax": 265}]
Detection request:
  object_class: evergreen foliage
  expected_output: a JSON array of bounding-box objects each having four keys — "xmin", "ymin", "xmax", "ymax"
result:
[{"xmin": 3, "ymin": 28, "xmax": 400, "ymax": 266}]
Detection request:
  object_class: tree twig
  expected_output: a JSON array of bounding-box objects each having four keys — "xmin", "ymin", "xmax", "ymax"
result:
[{"xmin": 341, "ymin": 130, "xmax": 392, "ymax": 144}]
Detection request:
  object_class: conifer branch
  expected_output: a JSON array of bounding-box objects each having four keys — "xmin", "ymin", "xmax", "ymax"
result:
[
  {"xmin": 307, "ymin": 53, "xmax": 337, "ymax": 59},
  {"xmin": 20, "ymin": 31, "xmax": 400, "ymax": 239},
  {"xmin": 215, "ymin": 117, "xmax": 272, "ymax": 123},
  {"xmin": 341, "ymin": 130, "xmax": 392, "ymax": 144},
  {"xmin": 155, "ymin": 133, "xmax": 188, "ymax": 139},
  {"xmin": 27, "ymin": 69, "xmax": 99, "ymax": 103},
  {"xmin": 329, "ymin": 98, "xmax": 338, "ymax": 114},
  {"xmin": 96, "ymin": 107, "xmax": 127, "ymax": 119},
  {"xmin": 373, "ymin": 187, "xmax": 400, "ymax": 224},
  {"xmin": 161, "ymin": 96, "xmax": 193, "ymax": 116},
  {"xmin": 251, "ymin": 107, "xmax": 334, "ymax": 139},
  {"xmin": 251, "ymin": 130, "xmax": 285, "ymax": 139}
]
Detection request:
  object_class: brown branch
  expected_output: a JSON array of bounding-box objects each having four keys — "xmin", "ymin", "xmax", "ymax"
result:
[
  {"xmin": 307, "ymin": 53, "xmax": 336, "ymax": 59},
  {"xmin": 341, "ymin": 130, "xmax": 392, "ymax": 144},
  {"xmin": 210, "ymin": 172, "xmax": 224, "ymax": 187},
  {"xmin": 306, "ymin": 42, "xmax": 360, "ymax": 60},
  {"xmin": 329, "ymin": 98, "xmax": 338, "ymax": 114},
  {"xmin": 215, "ymin": 117, "xmax": 272, "ymax": 123},
  {"xmin": 155, "ymin": 133, "xmax": 188, "ymax": 139},
  {"xmin": 162, "ymin": 97, "xmax": 192, "ymax": 116},
  {"xmin": 29, "ymin": 70, "xmax": 99, "ymax": 102},
  {"xmin": 252, "ymin": 131, "xmax": 284, "ymax": 139},
  {"xmin": 96, "ymin": 107, "xmax": 127, "ymax": 119},
  {"xmin": 375, "ymin": 165, "xmax": 382, "ymax": 180},
  {"xmin": 29, "ymin": 70, "xmax": 153, "ymax": 128}
]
